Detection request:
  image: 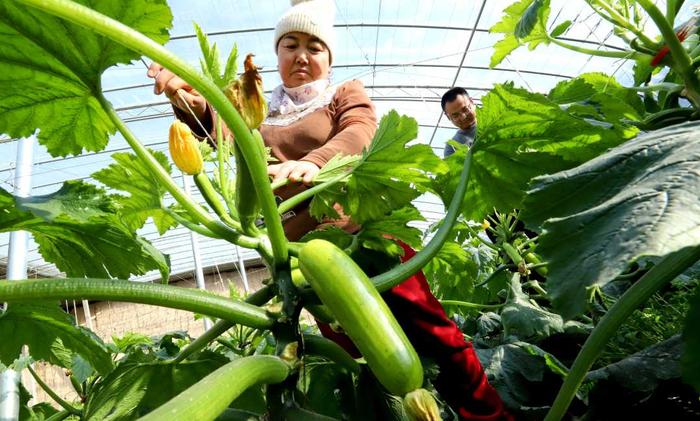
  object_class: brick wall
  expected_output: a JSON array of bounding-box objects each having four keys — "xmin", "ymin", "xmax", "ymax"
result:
[{"xmin": 31, "ymin": 265, "xmax": 270, "ymax": 408}]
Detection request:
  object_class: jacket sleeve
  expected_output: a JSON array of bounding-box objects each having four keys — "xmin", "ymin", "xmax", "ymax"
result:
[{"xmin": 300, "ymin": 80, "xmax": 377, "ymax": 168}]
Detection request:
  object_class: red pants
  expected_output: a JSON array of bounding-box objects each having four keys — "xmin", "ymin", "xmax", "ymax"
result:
[{"xmin": 318, "ymin": 243, "xmax": 511, "ymax": 420}]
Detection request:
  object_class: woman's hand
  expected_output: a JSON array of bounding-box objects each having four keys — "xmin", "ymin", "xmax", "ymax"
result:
[
  {"xmin": 147, "ymin": 63, "xmax": 207, "ymax": 120},
  {"xmin": 268, "ymin": 160, "xmax": 320, "ymax": 185}
]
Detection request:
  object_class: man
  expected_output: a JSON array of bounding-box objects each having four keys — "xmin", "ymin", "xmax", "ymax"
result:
[{"xmin": 441, "ymin": 87, "xmax": 477, "ymax": 158}]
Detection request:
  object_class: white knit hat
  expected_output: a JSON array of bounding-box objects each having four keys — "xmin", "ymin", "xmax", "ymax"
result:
[{"xmin": 274, "ymin": 0, "xmax": 336, "ymax": 62}]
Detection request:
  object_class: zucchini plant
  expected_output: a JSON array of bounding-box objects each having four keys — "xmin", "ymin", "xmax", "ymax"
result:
[{"xmin": 0, "ymin": 0, "xmax": 698, "ymax": 420}]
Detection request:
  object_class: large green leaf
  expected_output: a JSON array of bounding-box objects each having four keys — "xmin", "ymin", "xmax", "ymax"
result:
[
  {"xmin": 475, "ymin": 341, "xmax": 561, "ymax": 412},
  {"xmin": 548, "ymin": 72, "xmax": 644, "ymax": 135},
  {"xmin": 92, "ymin": 150, "xmax": 177, "ymax": 235},
  {"xmin": 682, "ymin": 287, "xmax": 700, "ymax": 392},
  {"xmin": 84, "ymin": 356, "xmax": 227, "ymax": 420},
  {"xmin": 311, "ymin": 111, "xmax": 447, "ymax": 224},
  {"xmin": 0, "ymin": 181, "xmax": 170, "ymax": 281},
  {"xmin": 489, "ymin": 0, "xmax": 551, "ymax": 67},
  {"xmin": 0, "ymin": 303, "xmax": 113, "ymax": 374},
  {"xmin": 449, "ymin": 82, "xmax": 631, "ymax": 221},
  {"xmin": 521, "ymin": 122, "xmax": 700, "ymax": 318},
  {"xmin": 501, "ymin": 273, "xmax": 563, "ymax": 341},
  {"xmin": 358, "ymin": 205, "xmax": 424, "ymax": 257},
  {"xmin": 423, "ymin": 239, "xmax": 478, "ymax": 304},
  {"xmin": 0, "ymin": 0, "xmax": 172, "ymax": 157}
]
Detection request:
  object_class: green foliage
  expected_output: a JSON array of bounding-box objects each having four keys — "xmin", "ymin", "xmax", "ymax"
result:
[
  {"xmin": 475, "ymin": 341, "xmax": 563, "ymax": 413},
  {"xmin": 599, "ymin": 279, "xmax": 697, "ymax": 368},
  {"xmin": 0, "ymin": 0, "xmax": 172, "ymax": 156},
  {"xmin": 296, "ymin": 359, "xmax": 356, "ymax": 418},
  {"xmin": 0, "ymin": 181, "xmax": 170, "ymax": 281},
  {"xmin": 443, "ymin": 79, "xmax": 633, "ymax": 221},
  {"xmin": 193, "ymin": 22, "xmax": 239, "ymax": 89},
  {"xmin": 423, "ymin": 239, "xmax": 479, "ymax": 304},
  {"xmin": 682, "ymin": 286, "xmax": 700, "ymax": 392},
  {"xmin": 547, "ymin": 72, "xmax": 644, "ymax": 135},
  {"xmin": 92, "ymin": 150, "xmax": 178, "ymax": 235},
  {"xmin": 522, "ymin": 122, "xmax": 700, "ymax": 317},
  {"xmin": 311, "ymin": 111, "xmax": 447, "ymax": 224},
  {"xmin": 501, "ymin": 273, "xmax": 564, "ymax": 341},
  {"xmin": 358, "ymin": 206, "xmax": 424, "ymax": 256},
  {"xmin": 489, "ymin": 0, "xmax": 551, "ymax": 67},
  {"xmin": 0, "ymin": 303, "xmax": 113, "ymax": 374},
  {"xmin": 84, "ymin": 354, "xmax": 227, "ymax": 420}
]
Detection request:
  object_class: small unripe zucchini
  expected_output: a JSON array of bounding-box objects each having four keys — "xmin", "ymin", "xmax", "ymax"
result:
[
  {"xmin": 299, "ymin": 239, "xmax": 423, "ymax": 396},
  {"xmin": 139, "ymin": 355, "xmax": 288, "ymax": 421},
  {"xmin": 234, "ymin": 130, "xmax": 265, "ymax": 233}
]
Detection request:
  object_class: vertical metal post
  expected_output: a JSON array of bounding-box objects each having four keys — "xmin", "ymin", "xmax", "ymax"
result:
[
  {"xmin": 0, "ymin": 371, "xmax": 20, "ymax": 421},
  {"xmin": 234, "ymin": 246, "xmax": 249, "ymax": 293},
  {"xmin": 82, "ymin": 300, "xmax": 94, "ymax": 330},
  {"xmin": 1, "ymin": 135, "xmax": 35, "ymax": 420},
  {"xmin": 182, "ymin": 174, "xmax": 212, "ymax": 330}
]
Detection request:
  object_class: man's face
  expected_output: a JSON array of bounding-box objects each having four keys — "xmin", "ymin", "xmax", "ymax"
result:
[{"xmin": 444, "ymin": 94, "xmax": 476, "ymax": 130}]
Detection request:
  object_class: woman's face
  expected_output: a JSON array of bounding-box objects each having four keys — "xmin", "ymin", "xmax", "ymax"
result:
[{"xmin": 277, "ymin": 32, "xmax": 331, "ymax": 88}]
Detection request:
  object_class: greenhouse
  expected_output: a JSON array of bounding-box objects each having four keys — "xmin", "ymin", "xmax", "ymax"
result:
[{"xmin": 0, "ymin": 0, "xmax": 699, "ymax": 419}]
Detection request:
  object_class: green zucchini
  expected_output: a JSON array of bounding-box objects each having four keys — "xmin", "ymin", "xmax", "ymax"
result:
[
  {"xmin": 234, "ymin": 130, "xmax": 265, "ymax": 234},
  {"xmin": 290, "ymin": 258, "xmax": 336, "ymax": 323},
  {"xmin": 139, "ymin": 355, "xmax": 289, "ymax": 421},
  {"xmin": 299, "ymin": 239, "xmax": 423, "ymax": 396}
]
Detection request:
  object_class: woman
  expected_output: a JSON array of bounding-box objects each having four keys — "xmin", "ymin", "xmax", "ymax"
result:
[{"xmin": 149, "ymin": 1, "xmax": 509, "ymax": 419}]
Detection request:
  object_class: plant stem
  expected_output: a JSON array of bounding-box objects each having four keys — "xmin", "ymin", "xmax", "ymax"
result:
[
  {"xmin": 439, "ymin": 300, "xmax": 505, "ymax": 310},
  {"xmin": 371, "ymin": 146, "xmax": 474, "ymax": 292},
  {"xmin": 589, "ymin": 0, "xmax": 656, "ymax": 46},
  {"xmin": 27, "ymin": 366, "xmax": 80, "ymax": 416},
  {"xmin": 140, "ymin": 356, "xmax": 289, "ymax": 420},
  {"xmin": 277, "ymin": 174, "xmax": 346, "ymax": 215},
  {"xmin": 0, "ymin": 279, "xmax": 274, "ymax": 329},
  {"xmin": 637, "ymin": 0, "xmax": 700, "ymax": 109},
  {"xmin": 193, "ymin": 172, "xmax": 241, "ymax": 230},
  {"xmin": 544, "ymin": 245, "xmax": 700, "ymax": 421},
  {"xmin": 463, "ymin": 222, "xmax": 499, "ymax": 251},
  {"xmin": 629, "ymin": 82, "xmax": 685, "ymax": 93},
  {"xmin": 164, "ymin": 208, "xmax": 222, "ymax": 239},
  {"xmin": 549, "ymin": 37, "xmax": 636, "ymax": 58},
  {"xmin": 45, "ymin": 410, "xmax": 72, "ymax": 421},
  {"xmin": 172, "ymin": 285, "xmax": 274, "ymax": 363},
  {"xmin": 100, "ymin": 96, "xmax": 252, "ymax": 246},
  {"xmin": 270, "ymin": 178, "xmax": 290, "ymax": 191},
  {"xmin": 666, "ymin": 0, "xmax": 685, "ymax": 22},
  {"xmin": 18, "ymin": 0, "xmax": 288, "ymax": 264},
  {"xmin": 475, "ymin": 264, "xmax": 510, "ymax": 288}
]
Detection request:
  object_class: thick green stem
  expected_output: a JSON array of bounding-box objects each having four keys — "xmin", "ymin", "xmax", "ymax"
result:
[
  {"xmin": 141, "ymin": 356, "xmax": 289, "ymax": 420},
  {"xmin": 164, "ymin": 208, "xmax": 222, "ymax": 239},
  {"xmin": 18, "ymin": 0, "xmax": 288, "ymax": 264},
  {"xmin": 100, "ymin": 97, "xmax": 255, "ymax": 248},
  {"xmin": 544, "ymin": 245, "xmax": 700, "ymax": 421},
  {"xmin": 277, "ymin": 174, "xmax": 346, "ymax": 215},
  {"xmin": 27, "ymin": 366, "xmax": 80, "ymax": 416},
  {"xmin": 637, "ymin": 0, "xmax": 700, "ymax": 109},
  {"xmin": 549, "ymin": 37, "xmax": 636, "ymax": 58},
  {"xmin": 371, "ymin": 147, "xmax": 474, "ymax": 292},
  {"xmin": 666, "ymin": 0, "xmax": 684, "ymax": 22},
  {"xmin": 0, "ymin": 279, "xmax": 274, "ymax": 329},
  {"xmin": 270, "ymin": 178, "xmax": 290, "ymax": 191},
  {"xmin": 45, "ymin": 410, "xmax": 72, "ymax": 421},
  {"xmin": 589, "ymin": 0, "xmax": 656, "ymax": 46},
  {"xmin": 172, "ymin": 285, "xmax": 274, "ymax": 363},
  {"xmin": 439, "ymin": 300, "xmax": 505, "ymax": 310},
  {"xmin": 194, "ymin": 172, "xmax": 241, "ymax": 230}
]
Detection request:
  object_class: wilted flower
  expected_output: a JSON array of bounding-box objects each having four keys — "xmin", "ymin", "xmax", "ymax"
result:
[
  {"xmin": 225, "ymin": 53, "xmax": 268, "ymax": 129},
  {"xmin": 169, "ymin": 120, "xmax": 203, "ymax": 175}
]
